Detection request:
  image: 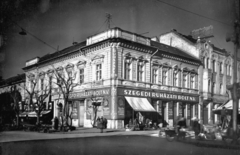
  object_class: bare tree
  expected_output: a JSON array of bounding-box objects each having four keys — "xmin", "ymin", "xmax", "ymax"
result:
[
  {"xmin": 24, "ymin": 75, "xmax": 51, "ymax": 125},
  {"xmin": 90, "ymin": 100, "xmax": 101, "ymax": 127},
  {"xmin": 51, "ymin": 65, "xmax": 78, "ymax": 129},
  {"xmin": 10, "ymin": 85, "xmax": 22, "ymax": 127}
]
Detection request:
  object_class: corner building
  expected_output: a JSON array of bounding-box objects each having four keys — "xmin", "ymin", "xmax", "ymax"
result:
[{"xmin": 23, "ymin": 28, "xmax": 201, "ymax": 129}]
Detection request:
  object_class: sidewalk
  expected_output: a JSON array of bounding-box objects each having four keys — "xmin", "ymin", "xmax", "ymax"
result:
[{"xmin": 0, "ymin": 127, "xmax": 156, "ymax": 143}]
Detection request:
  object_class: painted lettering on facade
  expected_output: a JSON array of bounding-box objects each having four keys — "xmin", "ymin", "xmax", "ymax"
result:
[
  {"xmin": 122, "ymin": 89, "xmax": 198, "ymax": 102},
  {"xmin": 69, "ymin": 88, "xmax": 110, "ymax": 99}
]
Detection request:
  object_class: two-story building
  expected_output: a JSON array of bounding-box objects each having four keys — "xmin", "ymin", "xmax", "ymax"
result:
[{"xmin": 22, "ymin": 27, "xmax": 202, "ymax": 129}]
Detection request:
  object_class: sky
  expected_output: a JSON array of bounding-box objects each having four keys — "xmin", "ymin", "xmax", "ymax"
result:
[{"xmin": 1, "ymin": 0, "xmax": 236, "ymax": 79}]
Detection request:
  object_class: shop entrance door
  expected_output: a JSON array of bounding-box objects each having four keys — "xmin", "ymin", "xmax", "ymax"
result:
[{"xmin": 79, "ymin": 101, "xmax": 84, "ymax": 126}]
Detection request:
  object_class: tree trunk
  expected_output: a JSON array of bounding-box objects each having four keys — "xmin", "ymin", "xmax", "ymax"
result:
[
  {"xmin": 16, "ymin": 114, "xmax": 19, "ymax": 127},
  {"xmin": 92, "ymin": 106, "xmax": 98, "ymax": 127},
  {"xmin": 37, "ymin": 113, "xmax": 40, "ymax": 125}
]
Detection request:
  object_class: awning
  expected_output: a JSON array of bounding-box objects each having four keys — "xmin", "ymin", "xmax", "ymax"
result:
[
  {"xmin": 212, "ymin": 99, "xmax": 240, "ymax": 114},
  {"xmin": 125, "ymin": 97, "xmax": 156, "ymax": 112},
  {"xmin": 19, "ymin": 110, "xmax": 51, "ymax": 117}
]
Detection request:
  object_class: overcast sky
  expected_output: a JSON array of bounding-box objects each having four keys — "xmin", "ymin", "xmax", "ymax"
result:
[{"xmin": 2, "ymin": 0, "xmax": 235, "ymax": 79}]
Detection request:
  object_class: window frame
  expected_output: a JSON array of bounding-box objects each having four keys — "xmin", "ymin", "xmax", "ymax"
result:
[
  {"xmin": 79, "ymin": 68, "xmax": 84, "ymax": 84},
  {"xmin": 96, "ymin": 64, "xmax": 102, "ymax": 81}
]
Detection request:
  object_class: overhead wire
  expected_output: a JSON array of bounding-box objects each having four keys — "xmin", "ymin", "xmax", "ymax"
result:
[
  {"xmin": 10, "ymin": 19, "xmax": 58, "ymax": 51},
  {"xmin": 155, "ymin": 0, "xmax": 232, "ymax": 27}
]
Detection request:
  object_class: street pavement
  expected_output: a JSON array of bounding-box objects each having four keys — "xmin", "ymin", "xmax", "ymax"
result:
[
  {"xmin": 0, "ymin": 127, "xmax": 240, "ymax": 150},
  {"xmin": 1, "ymin": 129, "xmax": 240, "ymax": 155}
]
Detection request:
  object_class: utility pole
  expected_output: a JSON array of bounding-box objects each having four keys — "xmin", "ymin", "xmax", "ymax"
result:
[
  {"xmin": 226, "ymin": 0, "xmax": 239, "ymax": 143},
  {"xmin": 106, "ymin": 13, "xmax": 112, "ymax": 29}
]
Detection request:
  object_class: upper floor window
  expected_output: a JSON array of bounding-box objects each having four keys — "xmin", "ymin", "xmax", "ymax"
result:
[
  {"xmin": 40, "ymin": 79, "xmax": 44, "ymax": 90},
  {"xmin": 220, "ymin": 84, "xmax": 223, "ymax": 94},
  {"xmin": 96, "ymin": 64, "xmax": 102, "ymax": 81},
  {"xmin": 183, "ymin": 74, "xmax": 187, "ymax": 88},
  {"xmin": 229, "ymin": 65, "xmax": 232, "ymax": 76},
  {"xmin": 190, "ymin": 75, "xmax": 195, "ymax": 89},
  {"xmin": 212, "ymin": 82, "xmax": 216, "ymax": 94},
  {"xmin": 49, "ymin": 76, "xmax": 52, "ymax": 88},
  {"xmin": 173, "ymin": 71, "xmax": 178, "ymax": 87},
  {"xmin": 206, "ymin": 58, "xmax": 210, "ymax": 69},
  {"xmin": 124, "ymin": 59, "xmax": 131, "ymax": 80},
  {"xmin": 79, "ymin": 68, "xmax": 84, "ymax": 84},
  {"xmin": 202, "ymin": 57, "xmax": 206, "ymax": 69},
  {"xmin": 208, "ymin": 79, "xmax": 211, "ymax": 92},
  {"xmin": 137, "ymin": 62, "xmax": 144, "ymax": 82},
  {"xmin": 220, "ymin": 62, "xmax": 223, "ymax": 74},
  {"xmin": 212, "ymin": 60, "xmax": 216, "ymax": 72},
  {"xmin": 152, "ymin": 68, "xmax": 158, "ymax": 84},
  {"xmin": 162, "ymin": 69, "xmax": 168, "ymax": 85}
]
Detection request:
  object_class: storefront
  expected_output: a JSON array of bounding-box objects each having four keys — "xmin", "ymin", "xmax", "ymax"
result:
[
  {"xmin": 117, "ymin": 88, "xmax": 199, "ymax": 127},
  {"xmin": 68, "ymin": 88, "xmax": 111, "ymax": 127}
]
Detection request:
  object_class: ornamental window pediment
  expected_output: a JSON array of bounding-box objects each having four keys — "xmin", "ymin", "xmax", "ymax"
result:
[
  {"xmin": 65, "ymin": 63, "xmax": 74, "ymax": 70},
  {"xmin": 92, "ymin": 54, "xmax": 104, "ymax": 64},
  {"xmin": 47, "ymin": 69, "xmax": 54, "ymax": 77},
  {"xmin": 38, "ymin": 71, "xmax": 45, "ymax": 79},
  {"xmin": 56, "ymin": 66, "xmax": 63, "ymax": 72},
  {"xmin": 162, "ymin": 62, "xmax": 171, "ymax": 68},
  {"xmin": 76, "ymin": 60, "xmax": 86, "ymax": 69},
  {"xmin": 27, "ymin": 73, "xmax": 35, "ymax": 80},
  {"xmin": 152, "ymin": 60, "xmax": 161, "ymax": 68}
]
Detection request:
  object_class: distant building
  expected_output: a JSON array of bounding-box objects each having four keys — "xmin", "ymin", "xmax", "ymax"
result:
[
  {"xmin": 158, "ymin": 29, "xmax": 238, "ymax": 124},
  {"xmin": 0, "ymin": 74, "xmax": 26, "ymax": 112},
  {"xmin": 23, "ymin": 27, "xmax": 201, "ymax": 129}
]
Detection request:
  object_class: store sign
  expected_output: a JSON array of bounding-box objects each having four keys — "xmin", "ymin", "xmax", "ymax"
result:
[
  {"xmin": 69, "ymin": 88, "xmax": 110, "ymax": 99},
  {"xmin": 120, "ymin": 89, "xmax": 198, "ymax": 102}
]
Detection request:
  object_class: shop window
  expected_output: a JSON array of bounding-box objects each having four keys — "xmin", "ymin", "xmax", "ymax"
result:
[
  {"xmin": 79, "ymin": 68, "xmax": 84, "ymax": 84},
  {"xmin": 152, "ymin": 68, "xmax": 158, "ymax": 84},
  {"xmin": 124, "ymin": 59, "xmax": 131, "ymax": 80},
  {"xmin": 162, "ymin": 69, "xmax": 168, "ymax": 85},
  {"xmin": 190, "ymin": 75, "xmax": 195, "ymax": 89},
  {"xmin": 96, "ymin": 64, "xmax": 102, "ymax": 81},
  {"xmin": 137, "ymin": 62, "xmax": 144, "ymax": 82}
]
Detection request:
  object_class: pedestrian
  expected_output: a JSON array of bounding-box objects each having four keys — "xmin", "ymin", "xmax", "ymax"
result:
[
  {"xmin": 100, "ymin": 116, "xmax": 104, "ymax": 133},
  {"xmin": 221, "ymin": 107, "xmax": 227, "ymax": 127},
  {"xmin": 54, "ymin": 116, "xmax": 59, "ymax": 130},
  {"xmin": 192, "ymin": 117, "xmax": 200, "ymax": 138},
  {"xmin": 103, "ymin": 117, "xmax": 107, "ymax": 129}
]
